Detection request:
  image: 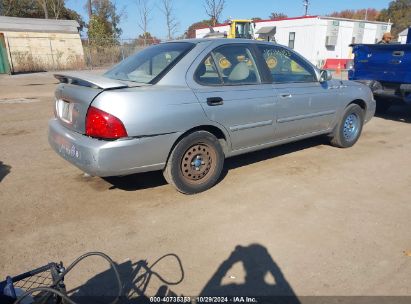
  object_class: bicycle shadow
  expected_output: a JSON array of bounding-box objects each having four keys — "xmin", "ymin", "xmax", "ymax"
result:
[
  {"xmin": 201, "ymin": 244, "xmax": 300, "ymax": 303},
  {"xmin": 69, "ymin": 254, "xmax": 184, "ymax": 304}
]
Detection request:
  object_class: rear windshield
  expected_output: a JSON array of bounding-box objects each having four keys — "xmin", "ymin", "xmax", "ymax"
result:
[{"xmin": 104, "ymin": 42, "xmax": 194, "ymax": 84}]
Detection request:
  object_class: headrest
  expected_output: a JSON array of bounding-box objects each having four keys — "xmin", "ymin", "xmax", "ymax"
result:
[{"xmin": 228, "ymin": 62, "xmax": 250, "ymax": 81}]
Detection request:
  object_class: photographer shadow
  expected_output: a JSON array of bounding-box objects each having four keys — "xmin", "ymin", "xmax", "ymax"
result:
[{"xmin": 200, "ymin": 244, "xmax": 300, "ymax": 303}]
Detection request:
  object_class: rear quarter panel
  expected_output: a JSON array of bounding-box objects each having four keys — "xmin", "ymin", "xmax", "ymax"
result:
[{"xmin": 91, "ymin": 85, "xmax": 231, "ymax": 139}]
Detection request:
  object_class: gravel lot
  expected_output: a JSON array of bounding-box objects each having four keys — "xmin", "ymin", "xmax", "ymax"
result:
[{"xmin": 0, "ymin": 71, "xmax": 410, "ymax": 299}]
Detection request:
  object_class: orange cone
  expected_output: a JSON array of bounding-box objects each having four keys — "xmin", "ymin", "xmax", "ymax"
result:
[{"xmin": 336, "ymin": 62, "xmax": 341, "ymax": 75}]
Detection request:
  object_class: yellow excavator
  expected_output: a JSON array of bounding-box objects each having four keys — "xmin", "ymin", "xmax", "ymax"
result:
[
  {"xmin": 204, "ymin": 19, "xmax": 276, "ymax": 42},
  {"xmin": 204, "ymin": 19, "xmax": 255, "ymax": 39}
]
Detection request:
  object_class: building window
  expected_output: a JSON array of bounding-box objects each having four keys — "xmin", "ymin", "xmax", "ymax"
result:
[{"xmin": 288, "ymin": 32, "xmax": 295, "ymax": 49}]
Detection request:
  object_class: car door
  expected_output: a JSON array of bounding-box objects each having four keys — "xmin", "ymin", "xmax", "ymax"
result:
[
  {"xmin": 256, "ymin": 44, "xmax": 339, "ymax": 140},
  {"xmin": 188, "ymin": 44, "xmax": 276, "ymax": 151}
]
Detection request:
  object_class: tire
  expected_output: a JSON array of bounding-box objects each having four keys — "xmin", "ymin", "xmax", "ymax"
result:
[
  {"xmin": 330, "ymin": 104, "xmax": 364, "ymax": 148},
  {"xmin": 163, "ymin": 131, "xmax": 224, "ymax": 194}
]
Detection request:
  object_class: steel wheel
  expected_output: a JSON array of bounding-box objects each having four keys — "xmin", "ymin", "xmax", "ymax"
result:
[
  {"xmin": 343, "ymin": 113, "xmax": 360, "ymax": 142},
  {"xmin": 181, "ymin": 143, "xmax": 217, "ymax": 184},
  {"xmin": 163, "ymin": 131, "xmax": 224, "ymax": 194},
  {"xmin": 330, "ymin": 103, "xmax": 364, "ymax": 148}
]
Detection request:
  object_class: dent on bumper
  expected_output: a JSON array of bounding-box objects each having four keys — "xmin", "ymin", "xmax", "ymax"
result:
[{"xmin": 48, "ymin": 118, "xmax": 180, "ymax": 177}]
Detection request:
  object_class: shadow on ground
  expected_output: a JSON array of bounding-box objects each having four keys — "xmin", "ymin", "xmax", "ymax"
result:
[
  {"xmin": 102, "ymin": 136, "xmax": 329, "ymax": 192},
  {"xmin": 103, "ymin": 171, "xmax": 167, "ymax": 191},
  {"xmin": 376, "ymin": 103, "xmax": 411, "ymax": 124},
  {"xmin": 65, "ymin": 244, "xmax": 299, "ymax": 304},
  {"xmin": 0, "ymin": 161, "xmax": 11, "ymax": 182},
  {"xmin": 200, "ymin": 244, "xmax": 298, "ymax": 299},
  {"xmin": 68, "ymin": 253, "xmax": 184, "ymax": 304}
]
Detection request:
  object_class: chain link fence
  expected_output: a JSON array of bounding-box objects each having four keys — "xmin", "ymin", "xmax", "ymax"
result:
[
  {"xmin": 4, "ymin": 36, "xmax": 162, "ymax": 73},
  {"xmin": 82, "ymin": 37, "xmax": 162, "ymax": 69}
]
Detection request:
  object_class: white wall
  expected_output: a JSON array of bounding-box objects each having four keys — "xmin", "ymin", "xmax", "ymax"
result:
[
  {"xmin": 195, "ymin": 17, "xmax": 392, "ymax": 67},
  {"xmin": 196, "ymin": 25, "xmax": 229, "ymax": 38},
  {"xmin": 399, "ymin": 34, "xmax": 408, "ymax": 44}
]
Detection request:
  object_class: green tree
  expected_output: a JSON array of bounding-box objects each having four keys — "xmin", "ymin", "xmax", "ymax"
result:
[
  {"xmin": 378, "ymin": 0, "xmax": 411, "ymax": 37},
  {"xmin": 88, "ymin": 0, "xmax": 122, "ymax": 45}
]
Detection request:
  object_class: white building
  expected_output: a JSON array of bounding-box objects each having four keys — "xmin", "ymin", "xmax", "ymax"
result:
[
  {"xmin": 196, "ymin": 16, "xmax": 392, "ymax": 69},
  {"xmin": 0, "ymin": 16, "xmax": 84, "ymax": 73},
  {"xmin": 398, "ymin": 28, "xmax": 409, "ymax": 44}
]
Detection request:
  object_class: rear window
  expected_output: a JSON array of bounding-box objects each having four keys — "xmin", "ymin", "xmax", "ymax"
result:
[{"xmin": 104, "ymin": 42, "xmax": 194, "ymax": 84}]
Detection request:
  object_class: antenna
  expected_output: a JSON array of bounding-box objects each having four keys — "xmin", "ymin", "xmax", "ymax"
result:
[{"xmin": 303, "ymin": 0, "xmax": 309, "ymax": 16}]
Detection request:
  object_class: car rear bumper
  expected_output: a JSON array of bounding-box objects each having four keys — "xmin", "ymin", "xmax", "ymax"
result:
[{"xmin": 48, "ymin": 118, "xmax": 179, "ymax": 177}]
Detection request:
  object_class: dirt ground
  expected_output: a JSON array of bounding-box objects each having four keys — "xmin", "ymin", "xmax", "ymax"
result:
[{"xmin": 0, "ymin": 71, "xmax": 410, "ymax": 300}]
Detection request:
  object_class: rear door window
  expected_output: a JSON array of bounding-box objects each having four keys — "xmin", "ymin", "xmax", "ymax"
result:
[{"xmin": 195, "ymin": 44, "xmax": 261, "ymax": 86}]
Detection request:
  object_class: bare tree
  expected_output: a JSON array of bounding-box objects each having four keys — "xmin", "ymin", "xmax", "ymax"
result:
[
  {"xmin": 37, "ymin": 0, "xmax": 49, "ymax": 18},
  {"xmin": 136, "ymin": 0, "xmax": 152, "ymax": 42},
  {"xmin": 159, "ymin": 0, "xmax": 179, "ymax": 40},
  {"xmin": 204, "ymin": 0, "xmax": 225, "ymax": 26},
  {"xmin": 49, "ymin": 0, "xmax": 65, "ymax": 19},
  {"xmin": 87, "ymin": 0, "xmax": 92, "ymax": 18}
]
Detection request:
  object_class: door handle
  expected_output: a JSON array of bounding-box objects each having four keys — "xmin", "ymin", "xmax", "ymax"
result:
[
  {"xmin": 207, "ymin": 97, "xmax": 224, "ymax": 106},
  {"xmin": 280, "ymin": 93, "xmax": 292, "ymax": 99}
]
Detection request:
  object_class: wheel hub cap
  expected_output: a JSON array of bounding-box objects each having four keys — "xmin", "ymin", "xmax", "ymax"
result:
[
  {"xmin": 343, "ymin": 113, "xmax": 359, "ymax": 141},
  {"xmin": 181, "ymin": 144, "xmax": 215, "ymax": 182}
]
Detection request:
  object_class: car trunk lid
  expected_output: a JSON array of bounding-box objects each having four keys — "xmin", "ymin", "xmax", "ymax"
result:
[{"xmin": 53, "ymin": 72, "xmax": 140, "ymax": 134}]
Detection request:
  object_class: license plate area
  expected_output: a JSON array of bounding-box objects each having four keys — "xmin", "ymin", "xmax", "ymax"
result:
[{"xmin": 56, "ymin": 99, "xmax": 73, "ymax": 123}]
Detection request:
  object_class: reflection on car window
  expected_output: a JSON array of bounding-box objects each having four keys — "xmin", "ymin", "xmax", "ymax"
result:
[
  {"xmin": 104, "ymin": 42, "xmax": 194, "ymax": 84},
  {"xmin": 195, "ymin": 55, "xmax": 222, "ymax": 85},
  {"xmin": 195, "ymin": 44, "xmax": 261, "ymax": 86},
  {"xmin": 258, "ymin": 45, "xmax": 316, "ymax": 83}
]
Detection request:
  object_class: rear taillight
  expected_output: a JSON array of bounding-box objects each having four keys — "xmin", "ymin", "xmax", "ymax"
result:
[{"xmin": 85, "ymin": 106, "xmax": 128, "ymax": 139}]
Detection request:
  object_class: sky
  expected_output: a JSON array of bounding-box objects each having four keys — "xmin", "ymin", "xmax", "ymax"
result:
[{"xmin": 65, "ymin": 0, "xmax": 392, "ymax": 39}]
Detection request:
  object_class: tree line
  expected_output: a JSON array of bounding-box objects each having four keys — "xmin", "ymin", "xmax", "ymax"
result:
[{"xmin": 0, "ymin": 0, "xmax": 410, "ymax": 42}]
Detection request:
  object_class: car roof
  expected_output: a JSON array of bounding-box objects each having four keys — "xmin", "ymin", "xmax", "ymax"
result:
[{"xmin": 163, "ymin": 38, "xmax": 272, "ymax": 45}]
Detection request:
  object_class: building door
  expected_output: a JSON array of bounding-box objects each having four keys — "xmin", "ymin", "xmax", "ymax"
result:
[{"xmin": 0, "ymin": 33, "xmax": 11, "ymax": 74}]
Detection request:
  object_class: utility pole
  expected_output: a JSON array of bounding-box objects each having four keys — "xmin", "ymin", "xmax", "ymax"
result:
[
  {"xmin": 88, "ymin": 0, "xmax": 92, "ymax": 18},
  {"xmin": 303, "ymin": 0, "xmax": 309, "ymax": 16}
]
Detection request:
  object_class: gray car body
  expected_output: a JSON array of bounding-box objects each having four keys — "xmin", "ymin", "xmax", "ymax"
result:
[{"xmin": 48, "ymin": 39, "xmax": 376, "ymax": 177}]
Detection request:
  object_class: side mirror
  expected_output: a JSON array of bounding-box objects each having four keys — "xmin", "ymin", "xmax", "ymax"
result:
[{"xmin": 319, "ymin": 69, "xmax": 332, "ymax": 83}]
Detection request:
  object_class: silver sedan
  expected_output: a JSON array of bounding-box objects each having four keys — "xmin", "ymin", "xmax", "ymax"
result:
[{"xmin": 48, "ymin": 39, "xmax": 375, "ymax": 194}]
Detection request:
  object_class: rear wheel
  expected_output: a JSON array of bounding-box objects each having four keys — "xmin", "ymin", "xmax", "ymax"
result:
[
  {"xmin": 330, "ymin": 104, "xmax": 364, "ymax": 148},
  {"xmin": 163, "ymin": 131, "xmax": 224, "ymax": 194}
]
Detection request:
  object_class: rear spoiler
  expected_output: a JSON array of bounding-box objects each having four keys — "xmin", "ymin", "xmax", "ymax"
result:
[{"xmin": 54, "ymin": 72, "xmax": 129, "ymax": 90}]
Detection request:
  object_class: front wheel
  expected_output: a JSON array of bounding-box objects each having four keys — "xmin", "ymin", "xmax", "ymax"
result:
[
  {"xmin": 163, "ymin": 131, "xmax": 224, "ymax": 194},
  {"xmin": 330, "ymin": 104, "xmax": 364, "ymax": 148}
]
